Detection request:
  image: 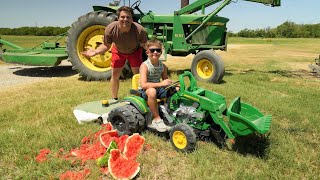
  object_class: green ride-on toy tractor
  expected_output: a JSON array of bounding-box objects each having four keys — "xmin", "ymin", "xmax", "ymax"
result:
[{"xmin": 96, "ymin": 71, "xmax": 271, "ymax": 152}]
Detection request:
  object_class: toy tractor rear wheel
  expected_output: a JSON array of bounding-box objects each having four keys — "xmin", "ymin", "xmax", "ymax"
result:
[
  {"xmin": 169, "ymin": 123, "xmax": 197, "ymax": 152},
  {"xmin": 128, "ymin": 104, "xmax": 146, "ymax": 132},
  {"xmin": 191, "ymin": 50, "xmax": 225, "ymax": 83},
  {"xmin": 107, "ymin": 104, "xmax": 145, "ymax": 135},
  {"xmin": 67, "ymin": 11, "xmax": 132, "ymax": 80}
]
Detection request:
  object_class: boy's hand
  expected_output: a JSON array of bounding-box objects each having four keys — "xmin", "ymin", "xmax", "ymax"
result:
[{"xmin": 161, "ymin": 79, "xmax": 172, "ymax": 86}]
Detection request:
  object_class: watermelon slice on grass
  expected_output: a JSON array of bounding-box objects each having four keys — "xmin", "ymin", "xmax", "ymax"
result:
[
  {"xmin": 108, "ymin": 149, "xmax": 141, "ymax": 180},
  {"xmin": 99, "ymin": 130, "xmax": 119, "ymax": 148},
  {"xmin": 124, "ymin": 133, "xmax": 145, "ymax": 160}
]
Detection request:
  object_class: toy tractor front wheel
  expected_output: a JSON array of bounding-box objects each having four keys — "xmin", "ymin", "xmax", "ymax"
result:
[
  {"xmin": 107, "ymin": 105, "xmax": 145, "ymax": 135},
  {"xmin": 169, "ymin": 123, "xmax": 197, "ymax": 152},
  {"xmin": 191, "ymin": 50, "xmax": 225, "ymax": 83},
  {"xmin": 67, "ymin": 11, "xmax": 128, "ymax": 80}
]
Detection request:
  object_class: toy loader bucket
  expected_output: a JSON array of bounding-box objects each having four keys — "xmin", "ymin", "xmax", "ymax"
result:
[{"xmin": 227, "ymin": 97, "xmax": 271, "ymax": 136}]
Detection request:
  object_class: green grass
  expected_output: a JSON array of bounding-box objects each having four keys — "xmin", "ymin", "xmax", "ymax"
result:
[
  {"xmin": 0, "ymin": 37, "xmax": 320, "ymax": 179},
  {"xmin": 0, "ymin": 35, "xmax": 66, "ymax": 48},
  {"xmin": 229, "ymin": 37, "xmax": 320, "ymax": 45}
]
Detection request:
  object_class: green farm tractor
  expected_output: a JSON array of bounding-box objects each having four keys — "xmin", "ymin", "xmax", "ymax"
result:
[
  {"xmin": 74, "ymin": 71, "xmax": 272, "ymax": 152},
  {"xmin": 0, "ymin": 0, "xmax": 280, "ymax": 83}
]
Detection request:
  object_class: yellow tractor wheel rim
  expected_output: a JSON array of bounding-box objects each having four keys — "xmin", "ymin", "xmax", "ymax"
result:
[
  {"xmin": 77, "ymin": 25, "xmax": 112, "ymax": 72},
  {"xmin": 172, "ymin": 131, "xmax": 187, "ymax": 149},
  {"xmin": 196, "ymin": 59, "xmax": 214, "ymax": 79}
]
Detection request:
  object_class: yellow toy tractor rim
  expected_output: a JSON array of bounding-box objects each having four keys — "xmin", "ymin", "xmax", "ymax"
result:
[
  {"xmin": 196, "ymin": 59, "xmax": 214, "ymax": 79},
  {"xmin": 172, "ymin": 130, "xmax": 188, "ymax": 149},
  {"xmin": 77, "ymin": 25, "xmax": 112, "ymax": 72}
]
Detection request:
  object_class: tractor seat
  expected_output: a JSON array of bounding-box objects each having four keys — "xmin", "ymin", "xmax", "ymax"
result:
[
  {"xmin": 130, "ymin": 74, "xmax": 142, "ymax": 96},
  {"xmin": 130, "ymin": 74, "xmax": 165, "ymax": 103}
]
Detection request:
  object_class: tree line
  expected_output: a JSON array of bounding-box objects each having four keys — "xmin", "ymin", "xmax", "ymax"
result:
[
  {"xmin": 1, "ymin": 21, "xmax": 320, "ymax": 38},
  {"xmin": 0, "ymin": 26, "xmax": 70, "ymax": 36},
  {"xmin": 229, "ymin": 21, "xmax": 320, "ymax": 38}
]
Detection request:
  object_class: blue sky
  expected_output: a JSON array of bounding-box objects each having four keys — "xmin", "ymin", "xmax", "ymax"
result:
[{"xmin": 0, "ymin": 0, "xmax": 319, "ymax": 32}]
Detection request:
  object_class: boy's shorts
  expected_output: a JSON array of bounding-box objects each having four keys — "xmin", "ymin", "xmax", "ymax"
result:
[
  {"xmin": 139, "ymin": 87, "xmax": 168, "ymax": 100},
  {"xmin": 111, "ymin": 46, "xmax": 143, "ymax": 68}
]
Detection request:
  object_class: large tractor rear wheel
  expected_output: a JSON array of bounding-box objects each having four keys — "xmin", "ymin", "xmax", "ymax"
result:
[
  {"xmin": 66, "ymin": 11, "xmax": 117, "ymax": 80},
  {"xmin": 191, "ymin": 50, "xmax": 225, "ymax": 83}
]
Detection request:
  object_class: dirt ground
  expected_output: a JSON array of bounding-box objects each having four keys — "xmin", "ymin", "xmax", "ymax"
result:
[{"xmin": 0, "ymin": 61, "xmax": 76, "ymax": 90}]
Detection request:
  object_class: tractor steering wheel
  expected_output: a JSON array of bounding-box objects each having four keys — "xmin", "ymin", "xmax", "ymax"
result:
[{"xmin": 131, "ymin": 0, "xmax": 141, "ymax": 9}]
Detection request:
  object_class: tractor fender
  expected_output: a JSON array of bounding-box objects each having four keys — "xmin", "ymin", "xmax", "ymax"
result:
[
  {"xmin": 122, "ymin": 96, "xmax": 149, "ymax": 115},
  {"xmin": 92, "ymin": 6, "xmax": 118, "ymax": 13}
]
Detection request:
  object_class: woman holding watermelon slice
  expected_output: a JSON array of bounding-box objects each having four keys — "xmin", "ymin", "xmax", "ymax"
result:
[{"xmin": 139, "ymin": 39, "xmax": 172, "ymax": 132}]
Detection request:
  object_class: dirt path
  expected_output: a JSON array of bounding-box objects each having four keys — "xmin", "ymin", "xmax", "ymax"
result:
[{"xmin": 0, "ymin": 61, "xmax": 77, "ymax": 90}]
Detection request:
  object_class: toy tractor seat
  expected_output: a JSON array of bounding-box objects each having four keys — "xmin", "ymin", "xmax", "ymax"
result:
[
  {"xmin": 131, "ymin": 74, "xmax": 141, "ymax": 90},
  {"xmin": 130, "ymin": 74, "xmax": 142, "ymax": 96},
  {"xmin": 130, "ymin": 74, "xmax": 169, "ymax": 103}
]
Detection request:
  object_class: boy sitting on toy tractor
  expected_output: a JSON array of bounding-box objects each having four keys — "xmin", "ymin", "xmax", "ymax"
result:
[{"xmin": 138, "ymin": 39, "xmax": 173, "ymax": 132}]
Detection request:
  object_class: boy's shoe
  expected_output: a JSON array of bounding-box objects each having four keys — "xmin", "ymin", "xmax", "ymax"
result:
[{"xmin": 148, "ymin": 119, "xmax": 170, "ymax": 132}]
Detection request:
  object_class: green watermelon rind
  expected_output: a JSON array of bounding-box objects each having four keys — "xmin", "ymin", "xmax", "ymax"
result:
[
  {"xmin": 107, "ymin": 140, "xmax": 118, "ymax": 153},
  {"xmin": 96, "ymin": 140, "xmax": 118, "ymax": 167}
]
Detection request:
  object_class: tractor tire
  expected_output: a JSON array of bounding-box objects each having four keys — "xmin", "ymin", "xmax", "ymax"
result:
[
  {"xmin": 169, "ymin": 123, "xmax": 197, "ymax": 152},
  {"xmin": 191, "ymin": 50, "xmax": 225, "ymax": 83},
  {"xmin": 0, "ymin": 45, "xmax": 4, "ymax": 60},
  {"xmin": 107, "ymin": 104, "xmax": 144, "ymax": 135},
  {"xmin": 126, "ymin": 104, "xmax": 146, "ymax": 132},
  {"xmin": 66, "ymin": 11, "xmax": 118, "ymax": 81}
]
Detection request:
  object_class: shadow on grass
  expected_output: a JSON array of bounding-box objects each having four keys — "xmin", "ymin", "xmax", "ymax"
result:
[
  {"xmin": 231, "ymin": 133, "xmax": 270, "ymax": 159},
  {"xmin": 228, "ymin": 68, "xmax": 316, "ymax": 79},
  {"xmin": 12, "ymin": 65, "xmax": 77, "ymax": 77}
]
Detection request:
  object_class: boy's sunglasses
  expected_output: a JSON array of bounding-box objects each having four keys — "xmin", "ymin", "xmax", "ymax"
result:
[{"xmin": 149, "ymin": 48, "xmax": 162, "ymax": 53}]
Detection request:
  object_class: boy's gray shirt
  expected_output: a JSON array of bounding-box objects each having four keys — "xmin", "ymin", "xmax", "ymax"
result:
[{"xmin": 143, "ymin": 58, "xmax": 164, "ymax": 83}]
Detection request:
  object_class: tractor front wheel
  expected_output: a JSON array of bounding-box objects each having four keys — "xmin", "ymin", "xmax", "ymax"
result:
[
  {"xmin": 169, "ymin": 123, "xmax": 197, "ymax": 152},
  {"xmin": 66, "ymin": 11, "xmax": 117, "ymax": 80},
  {"xmin": 191, "ymin": 50, "xmax": 225, "ymax": 83}
]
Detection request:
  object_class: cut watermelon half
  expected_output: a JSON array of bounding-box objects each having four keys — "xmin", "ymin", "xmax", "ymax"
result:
[
  {"xmin": 99, "ymin": 130, "xmax": 119, "ymax": 148},
  {"xmin": 124, "ymin": 133, "xmax": 145, "ymax": 160},
  {"xmin": 108, "ymin": 149, "xmax": 140, "ymax": 180}
]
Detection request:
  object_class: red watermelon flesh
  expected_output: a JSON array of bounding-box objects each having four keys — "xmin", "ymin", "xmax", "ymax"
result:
[
  {"xmin": 70, "ymin": 142, "xmax": 106, "ymax": 164},
  {"xmin": 115, "ymin": 134, "xmax": 129, "ymax": 152},
  {"xmin": 100, "ymin": 130, "xmax": 119, "ymax": 148},
  {"xmin": 108, "ymin": 149, "xmax": 140, "ymax": 180},
  {"xmin": 124, "ymin": 133, "xmax": 145, "ymax": 160},
  {"xmin": 103, "ymin": 122, "xmax": 113, "ymax": 131},
  {"xmin": 93, "ymin": 122, "xmax": 114, "ymax": 141}
]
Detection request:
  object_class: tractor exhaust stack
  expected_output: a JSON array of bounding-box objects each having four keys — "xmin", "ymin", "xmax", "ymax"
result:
[{"xmin": 181, "ymin": 0, "xmax": 189, "ymax": 8}]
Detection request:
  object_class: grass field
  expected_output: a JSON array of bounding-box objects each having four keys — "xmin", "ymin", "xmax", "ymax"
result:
[{"xmin": 0, "ymin": 36, "xmax": 319, "ymax": 179}]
